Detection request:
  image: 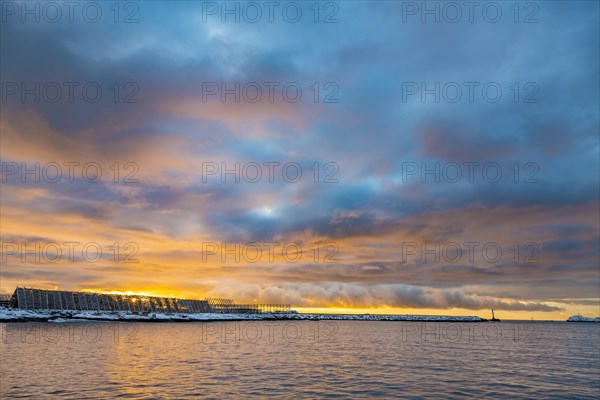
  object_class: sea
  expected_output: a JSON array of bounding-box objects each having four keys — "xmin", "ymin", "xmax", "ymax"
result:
[{"xmin": 1, "ymin": 320, "xmax": 599, "ymax": 399}]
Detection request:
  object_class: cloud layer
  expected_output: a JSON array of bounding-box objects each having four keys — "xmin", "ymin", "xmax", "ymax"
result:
[{"xmin": 1, "ymin": 1, "xmax": 598, "ymax": 318}]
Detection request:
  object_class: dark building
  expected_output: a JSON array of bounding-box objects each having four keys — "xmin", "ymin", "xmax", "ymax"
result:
[{"xmin": 8, "ymin": 287, "xmax": 290, "ymax": 314}]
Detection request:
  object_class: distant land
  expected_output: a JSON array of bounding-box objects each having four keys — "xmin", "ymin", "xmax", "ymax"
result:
[
  {"xmin": 566, "ymin": 315, "xmax": 600, "ymax": 322},
  {"xmin": 0, "ymin": 308, "xmax": 489, "ymax": 323},
  {"xmin": 2, "ymin": 287, "xmax": 597, "ymax": 323},
  {"xmin": 2, "ymin": 308, "xmax": 598, "ymax": 323}
]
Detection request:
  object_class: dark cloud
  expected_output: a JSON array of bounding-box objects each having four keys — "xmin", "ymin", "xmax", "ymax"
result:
[
  {"xmin": 209, "ymin": 282, "xmax": 562, "ymax": 312},
  {"xmin": 1, "ymin": 1, "xmax": 598, "ymax": 314}
]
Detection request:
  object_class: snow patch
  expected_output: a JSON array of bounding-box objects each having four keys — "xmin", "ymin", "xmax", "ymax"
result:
[
  {"xmin": 0, "ymin": 308, "xmax": 488, "ymax": 322},
  {"xmin": 567, "ymin": 315, "xmax": 600, "ymax": 322}
]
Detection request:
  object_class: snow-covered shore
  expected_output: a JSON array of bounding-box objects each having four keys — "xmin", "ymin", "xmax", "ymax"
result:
[
  {"xmin": 567, "ymin": 315, "xmax": 600, "ymax": 322},
  {"xmin": 0, "ymin": 308, "xmax": 486, "ymax": 323}
]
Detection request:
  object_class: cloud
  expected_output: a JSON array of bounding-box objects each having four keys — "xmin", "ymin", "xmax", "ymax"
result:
[
  {"xmin": 205, "ymin": 282, "xmax": 561, "ymax": 312},
  {"xmin": 0, "ymin": 1, "xmax": 598, "ymax": 316}
]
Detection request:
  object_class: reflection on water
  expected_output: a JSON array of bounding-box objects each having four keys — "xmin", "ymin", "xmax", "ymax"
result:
[{"xmin": 1, "ymin": 321, "xmax": 599, "ymax": 398}]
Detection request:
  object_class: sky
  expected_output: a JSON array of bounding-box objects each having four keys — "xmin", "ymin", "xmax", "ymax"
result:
[{"xmin": 0, "ymin": 1, "xmax": 598, "ymax": 320}]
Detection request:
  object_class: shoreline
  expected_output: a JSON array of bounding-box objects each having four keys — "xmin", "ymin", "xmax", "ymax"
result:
[
  {"xmin": 0, "ymin": 309, "xmax": 489, "ymax": 323},
  {"xmin": 3, "ymin": 309, "xmax": 598, "ymax": 323}
]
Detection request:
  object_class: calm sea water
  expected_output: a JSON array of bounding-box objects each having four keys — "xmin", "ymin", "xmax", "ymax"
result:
[{"xmin": 1, "ymin": 320, "xmax": 599, "ymax": 399}]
